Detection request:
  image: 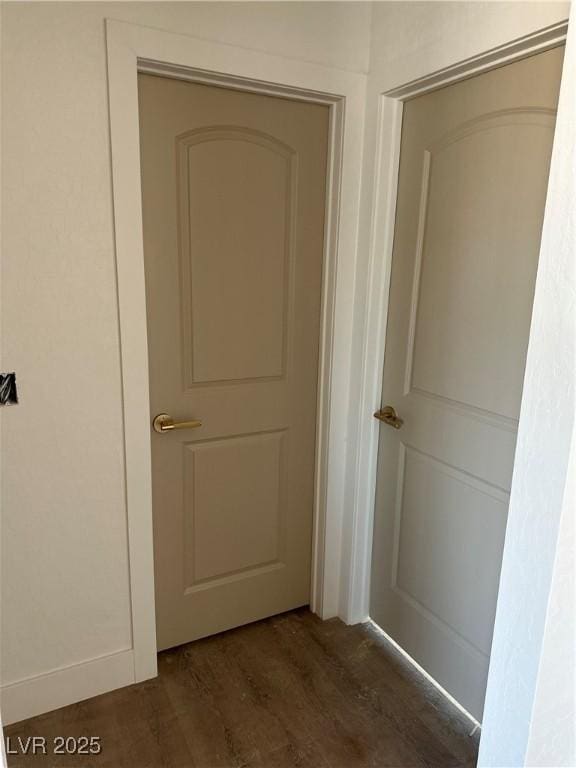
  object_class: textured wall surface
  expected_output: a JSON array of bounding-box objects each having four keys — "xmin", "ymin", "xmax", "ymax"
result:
[
  {"xmin": 525, "ymin": 434, "xmax": 576, "ymax": 767},
  {"xmin": 369, "ymin": 1, "xmax": 569, "ymax": 90}
]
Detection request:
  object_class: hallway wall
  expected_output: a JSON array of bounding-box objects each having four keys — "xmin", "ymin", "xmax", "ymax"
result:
[{"xmin": 525, "ymin": 435, "xmax": 576, "ymax": 767}]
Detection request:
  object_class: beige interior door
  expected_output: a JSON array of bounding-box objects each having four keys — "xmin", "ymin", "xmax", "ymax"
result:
[
  {"xmin": 138, "ymin": 75, "xmax": 329, "ymax": 651},
  {"xmin": 370, "ymin": 46, "xmax": 564, "ymax": 720}
]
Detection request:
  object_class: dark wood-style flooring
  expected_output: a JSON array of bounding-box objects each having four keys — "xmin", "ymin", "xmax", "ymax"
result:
[{"xmin": 4, "ymin": 609, "xmax": 479, "ymax": 767}]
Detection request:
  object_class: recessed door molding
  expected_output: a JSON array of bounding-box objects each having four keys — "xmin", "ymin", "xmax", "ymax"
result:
[{"xmin": 106, "ymin": 19, "xmax": 367, "ymax": 683}]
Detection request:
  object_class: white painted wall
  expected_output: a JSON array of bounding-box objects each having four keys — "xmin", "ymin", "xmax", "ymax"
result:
[
  {"xmin": 525, "ymin": 432, "xmax": 576, "ymax": 767},
  {"xmin": 479, "ymin": 7, "xmax": 576, "ymax": 764},
  {"xmin": 368, "ymin": 1, "xmax": 570, "ymax": 91},
  {"xmin": 0, "ymin": 0, "xmax": 371, "ymax": 700}
]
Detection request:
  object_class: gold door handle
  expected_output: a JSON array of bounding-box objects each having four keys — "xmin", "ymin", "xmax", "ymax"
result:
[
  {"xmin": 374, "ymin": 406, "xmax": 404, "ymax": 430},
  {"xmin": 152, "ymin": 413, "xmax": 202, "ymax": 433}
]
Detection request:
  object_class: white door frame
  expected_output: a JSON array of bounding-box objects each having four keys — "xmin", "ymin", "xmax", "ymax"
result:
[
  {"xmin": 344, "ymin": 20, "xmax": 569, "ymax": 626},
  {"xmin": 106, "ymin": 19, "xmax": 366, "ymax": 681}
]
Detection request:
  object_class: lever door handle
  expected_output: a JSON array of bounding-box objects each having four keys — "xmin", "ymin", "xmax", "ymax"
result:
[
  {"xmin": 152, "ymin": 413, "xmax": 202, "ymax": 433},
  {"xmin": 374, "ymin": 405, "xmax": 404, "ymax": 430}
]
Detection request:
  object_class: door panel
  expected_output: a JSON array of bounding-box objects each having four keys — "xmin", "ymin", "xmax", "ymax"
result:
[
  {"xmin": 409, "ymin": 114, "xmax": 552, "ymax": 421},
  {"xmin": 138, "ymin": 75, "xmax": 329, "ymax": 650},
  {"xmin": 371, "ymin": 46, "xmax": 564, "ymax": 720},
  {"xmin": 394, "ymin": 446, "xmax": 509, "ymax": 658},
  {"xmin": 183, "ymin": 432, "xmax": 286, "ymax": 586},
  {"xmin": 179, "ymin": 128, "xmax": 293, "ymax": 385}
]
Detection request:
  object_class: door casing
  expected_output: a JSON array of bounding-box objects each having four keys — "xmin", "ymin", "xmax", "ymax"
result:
[{"xmin": 106, "ymin": 19, "xmax": 367, "ymax": 683}]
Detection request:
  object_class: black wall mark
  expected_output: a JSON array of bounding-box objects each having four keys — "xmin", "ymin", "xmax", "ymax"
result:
[{"xmin": 0, "ymin": 373, "xmax": 18, "ymax": 405}]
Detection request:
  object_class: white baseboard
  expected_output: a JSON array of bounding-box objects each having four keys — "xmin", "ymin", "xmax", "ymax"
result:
[{"xmin": 1, "ymin": 649, "xmax": 135, "ymax": 726}]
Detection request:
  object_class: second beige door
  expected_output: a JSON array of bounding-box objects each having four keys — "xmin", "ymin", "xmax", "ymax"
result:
[
  {"xmin": 370, "ymin": 46, "xmax": 563, "ymax": 720},
  {"xmin": 138, "ymin": 75, "xmax": 329, "ymax": 650}
]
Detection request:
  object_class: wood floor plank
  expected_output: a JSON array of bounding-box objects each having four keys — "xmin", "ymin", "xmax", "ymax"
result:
[
  {"xmin": 4, "ymin": 610, "xmax": 479, "ymax": 768},
  {"xmin": 301, "ymin": 613, "xmax": 479, "ymax": 764},
  {"xmin": 269, "ymin": 612, "xmax": 465, "ymax": 767}
]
